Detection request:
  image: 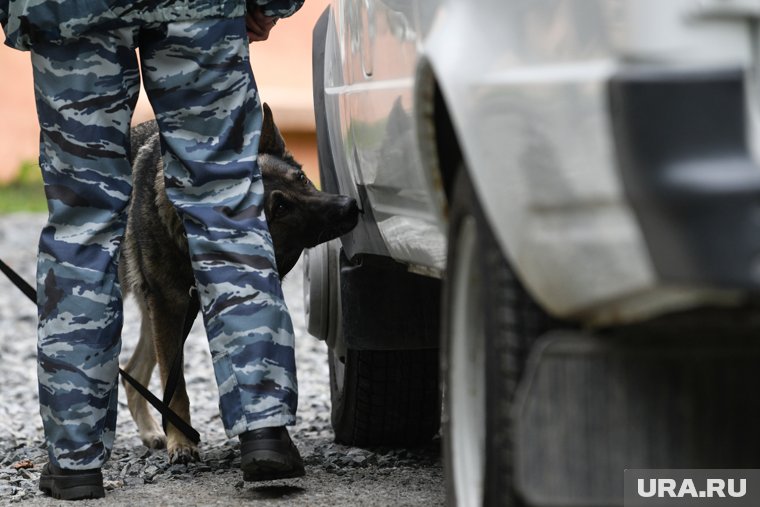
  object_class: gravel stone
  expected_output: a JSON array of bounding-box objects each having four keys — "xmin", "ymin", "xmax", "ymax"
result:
[{"xmin": 0, "ymin": 213, "xmax": 444, "ymax": 506}]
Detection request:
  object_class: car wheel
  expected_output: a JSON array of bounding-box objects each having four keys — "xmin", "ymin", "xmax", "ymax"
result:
[
  {"xmin": 442, "ymin": 168, "xmax": 553, "ymax": 507},
  {"xmin": 306, "ymin": 242, "xmax": 441, "ymax": 447},
  {"xmin": 327, "ymin": 252, "xmax": 440, "ymax": 447},
  {"xmin": 329, "ymin": 346, "xmax": 440, "ymax": 447}
]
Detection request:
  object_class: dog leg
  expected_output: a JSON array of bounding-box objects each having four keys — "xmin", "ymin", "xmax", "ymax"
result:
[
  {"xmin": 149, "ymin": 295, "xmax": 200, "ymax": 464},
  {"xmin": 122, "ymin": 315, "xmax": 167, "ymax": 450}
]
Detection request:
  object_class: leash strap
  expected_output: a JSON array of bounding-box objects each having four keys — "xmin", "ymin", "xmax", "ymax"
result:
[
  {"xmin": 161, "ymin": 287, "xmax": 201, "ymax": 444},
  {"xmin": 0, "ymin": 256, "xmax": 201, "ymax": 445},
  {"xmin": 120, "ymin": 367, "xmax": 200, "ymax": 444},
  {"xmin": 0, "ymin": 258, "xmax": 36, "ymax": 302}
]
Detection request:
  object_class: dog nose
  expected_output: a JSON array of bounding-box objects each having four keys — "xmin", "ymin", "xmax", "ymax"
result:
[
  {"xmin": 341, "ymin": 197, "xmax": 359, "ymax": 215},
  {"xmin": 328, "ymin": 195, "xmax": 360, "ymax": 237}
]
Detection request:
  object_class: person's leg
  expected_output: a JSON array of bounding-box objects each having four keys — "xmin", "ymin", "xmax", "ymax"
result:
[
  {"xmin": 32, "ymin": 26, "xmax": 140, "ymax": 472},
  {"xmin": 138, "ymin": 18, "xmax": 297, "ymax": 437}
]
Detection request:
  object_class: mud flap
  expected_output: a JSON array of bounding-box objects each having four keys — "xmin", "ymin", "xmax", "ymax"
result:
[
  {"xmin": 340, "ymin": 254, "xmax": 440, "ymax": 351},
  {"xmin": 513, "ymin": 330, "xmax": 760, "ymax": 506}
]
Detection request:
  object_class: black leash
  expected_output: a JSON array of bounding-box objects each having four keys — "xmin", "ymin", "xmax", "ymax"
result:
[
  {"xmin": 161, "ymin": 287, "xmax": 201, "ymax": 441},
  {"xmin": 0, "ymin": 257, "xmax": 201, "ymax": 445},
  {"xmin": 0, "ymin": 258, "xmax": 36, "ymax": 302}
]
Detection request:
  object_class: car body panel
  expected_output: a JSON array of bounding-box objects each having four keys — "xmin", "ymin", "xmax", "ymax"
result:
[
  {"xmin": 320, "ymin": 0, "xmax": 758, "ymax": 323},
  {"xmin": 323, "ymin": 0, "xmax": 447, "ymax": 271}
]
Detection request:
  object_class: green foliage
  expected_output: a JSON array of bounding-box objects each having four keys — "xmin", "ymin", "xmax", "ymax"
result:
[{"xmin": 0, "ymin": 161, "xmax": 47, "ymax": 214}]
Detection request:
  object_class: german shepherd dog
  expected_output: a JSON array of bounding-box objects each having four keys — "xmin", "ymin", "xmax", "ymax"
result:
[{"xmin": 118, "ymin": 104, "xmax": 359, "ymax": 463}]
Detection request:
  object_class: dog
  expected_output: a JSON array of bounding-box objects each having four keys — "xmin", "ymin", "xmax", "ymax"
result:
[{"xmin": 118, "ymin": 104, "xmax": 359, "ymax": 463}]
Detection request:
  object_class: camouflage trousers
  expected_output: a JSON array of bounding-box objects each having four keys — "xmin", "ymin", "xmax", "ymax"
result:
[{"xmin": 32, "ymin": 17, "xmax": 297, "ymax": 470}]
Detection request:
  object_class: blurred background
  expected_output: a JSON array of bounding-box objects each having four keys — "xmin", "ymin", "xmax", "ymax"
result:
[{"xmin": 0, "ymin": 0, "xmax": 327, "ymax": 208}]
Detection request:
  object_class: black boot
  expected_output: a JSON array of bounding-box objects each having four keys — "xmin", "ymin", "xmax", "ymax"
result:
[
  {"xmin": 239, "ymin": 426, "xmax": 305, "ymax": 481},
  {"xmin": 39, "ymin": 462, "xmax": 105, "ymax": 500}
]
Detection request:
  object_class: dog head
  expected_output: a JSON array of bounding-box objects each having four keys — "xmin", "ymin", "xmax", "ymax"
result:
[{"xmin": 258, "ymin": 104, "xmax": 359, "ymax": 277}]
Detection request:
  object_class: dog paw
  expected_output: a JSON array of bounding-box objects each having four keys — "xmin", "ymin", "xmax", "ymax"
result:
[
  {"xmin": 141, "ymin": 431, "xmax": 167, "ymax": 450},
  {"xmin": 168, "ymin": 444, "xmax": 200, "ymax": 464}
]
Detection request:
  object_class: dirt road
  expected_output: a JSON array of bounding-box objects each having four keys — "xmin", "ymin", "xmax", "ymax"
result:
[{"xmin": 0, "ymin": 213, "xmax": 444, "ymax": 506}]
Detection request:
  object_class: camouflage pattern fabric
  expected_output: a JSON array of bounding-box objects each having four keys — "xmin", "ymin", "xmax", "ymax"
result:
[
  {"xmin": 1, "ymin": 0, "xmax": 304, "ymax": 51},
  {"xmin": 31, "ymin": 9, "xmax": 301, "ymax": 471}
]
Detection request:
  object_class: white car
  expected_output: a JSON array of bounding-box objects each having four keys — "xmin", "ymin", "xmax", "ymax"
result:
[{"xmin": 304, "ymin": 1, "xmax": 760, "ymax": 506}]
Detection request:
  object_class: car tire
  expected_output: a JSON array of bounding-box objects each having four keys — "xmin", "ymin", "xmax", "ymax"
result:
[
  {"xmin": 308, "ymin": 244, "xmax": 442, "ymax": 447},
  {"xmin": 442, "ymin": 167, "xmax": 554, "ymax": 507},
  {"xmin": 329, "ymin": 346, "xmax": 440, "ymax": 447}
]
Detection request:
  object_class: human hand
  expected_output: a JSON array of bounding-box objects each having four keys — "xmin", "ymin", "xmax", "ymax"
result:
[{"xmin": 246, "ymin": 7, "xmax": 278, "ymax": 42}]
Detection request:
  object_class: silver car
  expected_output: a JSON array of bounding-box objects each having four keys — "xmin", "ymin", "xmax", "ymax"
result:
[{"xmin": 305, "ymin": 1, "xmax": 760, "ymax": 505}]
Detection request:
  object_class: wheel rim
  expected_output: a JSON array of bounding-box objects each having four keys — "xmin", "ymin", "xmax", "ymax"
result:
[{"xmin": 449, "ymin": 216, "xmax": 486, "ymax": 507}]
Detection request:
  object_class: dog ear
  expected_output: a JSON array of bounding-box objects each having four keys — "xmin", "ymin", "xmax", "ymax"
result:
[{"xmin": 259, "ymin": 102, "xmax": 287, "ymax": 157}]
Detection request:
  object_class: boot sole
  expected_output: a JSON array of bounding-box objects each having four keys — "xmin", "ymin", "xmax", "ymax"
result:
[
  {"xmin": 241, "ymin": 449, "xmax": 305, "ymax": 482},
  {"xmin": 39, "ymin": 473, "xmax": 105, "ymax": 500}
]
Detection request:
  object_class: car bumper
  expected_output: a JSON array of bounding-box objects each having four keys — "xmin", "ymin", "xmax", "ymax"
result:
[{"xmin": 610, "ymin": 67, "xmax": 760, "ymax": 290}]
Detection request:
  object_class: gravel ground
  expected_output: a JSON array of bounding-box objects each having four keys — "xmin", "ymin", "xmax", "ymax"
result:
[{"xmin": 0, "ymin": 213, "xmax": 443, "ymax": 506}]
